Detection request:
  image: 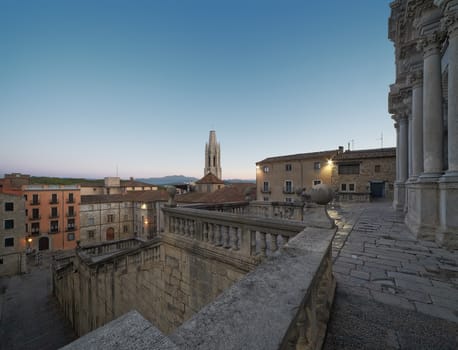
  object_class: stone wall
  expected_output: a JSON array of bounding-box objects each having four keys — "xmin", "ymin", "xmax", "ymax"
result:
[
  {"xmin": 53, "ymin": 238, "xmax": 247, "ymax": 336},
  {"xmin": 0, "ymin": 251, "xmax": 26, "ymax": 276}
]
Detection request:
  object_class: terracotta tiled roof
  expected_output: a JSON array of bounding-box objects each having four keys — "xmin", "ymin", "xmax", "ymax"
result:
[
  {"xmin": 176, "ymin": 183, "xmax": 256, "ymax": 204},
  {"xmin": 257, "ymin": 149, "xmax": 339, "ymax": 164},
  {"xmin": 334, "ymin": 147, "xmax": 396, "ymax": 161},
  {"xmin": 81, "ymin": 190, "xmax": 169, "ymax": 204},
  {"xmin": 195, "ymin": 173, "xmax": 224, "ymax": 184}
]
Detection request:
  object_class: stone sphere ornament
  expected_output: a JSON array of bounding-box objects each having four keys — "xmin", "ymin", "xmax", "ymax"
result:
[{"xmin": 310, "ymin": 184, "xmax": 334, "ymax": 205}]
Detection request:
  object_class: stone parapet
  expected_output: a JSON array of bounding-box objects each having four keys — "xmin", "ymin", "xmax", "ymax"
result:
[{"xmin": 59, "ymin": 225, "xmax": 336, "ymax": 350}]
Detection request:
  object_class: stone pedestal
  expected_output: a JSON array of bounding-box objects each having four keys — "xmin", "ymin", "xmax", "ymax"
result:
[
  {"xmin": 393, "ymin": 181, "xmax": 406, "ymax": 211},
  {"xmin": 405, "ymin": 178, "xmax": 440, "ymax": 241},
  {"xmin": 438, "ymin": 174, "xmax": 458, "ymax": 249}
]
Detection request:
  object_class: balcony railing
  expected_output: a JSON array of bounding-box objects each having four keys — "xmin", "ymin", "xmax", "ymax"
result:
[
  {"xmin": 29, "ymin": 215, "xmax": 41, "ymax": 220},
  {"xmin": 49, "ymin": 228, "xmax": 59, "ymax": 234},
  {"xmin": 50, "ymin": 199, "xmax": 59, "ymax": 204},
  {"xmin": 30, "ymin": 200, "xmax": 40, "ymax": 205},
  {"xmin": 31, "ymin": 230, "xmax": 40, "ymax": 236},
  {"xmin": 67, "ymin": 198, "xmax": 75, "ymax": 204},
  {"xmin": 66, "ymin": 225, "xmax": 77, "ymax": 232},
  {"xmin": 67, "ymin": 212, "xmax": 76, "ymax": 218},
  {"xmin": 260, "ymin": 188, "xmax": 271, "ymax": 193},
  {"xmin": 49, "ymin": 214, "xmax": 59, "ymax": 219},
  {"xmin": 283, "ymin": 188, "xmax": 295, "ymax": 194}
]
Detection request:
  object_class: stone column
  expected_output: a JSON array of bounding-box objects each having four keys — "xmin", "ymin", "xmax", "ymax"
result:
[
  {"xmin": 410, "ymin": 71, "xmax": 424, "ymax": 178},
  {"xmin": 444, "ymin": 11, "xmax": 458, "ymax": 175},
  {"xmin": 398, "ymin": 115, "xmax": 409, "ymax": 183},
  {"xmin": 419, "ymin": 32, "xmax": 444, "ymax": 177},
  {"xmin": 437, "ymin": 0, "xmax": 458, "ymax": 249}
]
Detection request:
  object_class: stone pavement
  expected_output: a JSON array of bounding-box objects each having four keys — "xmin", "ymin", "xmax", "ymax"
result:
[
  {"xmin": 324, "ymin": 200, "xmax": 458, "ymax": 349},
  {"xmin": 0, "ymin": 252, "xmax": 76, "ymax": 350}
]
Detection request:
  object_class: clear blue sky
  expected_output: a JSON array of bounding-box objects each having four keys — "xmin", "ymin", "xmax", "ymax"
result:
[{"xmin": 0, "ymin": 0, "xmax": 394, "ymax": 180}]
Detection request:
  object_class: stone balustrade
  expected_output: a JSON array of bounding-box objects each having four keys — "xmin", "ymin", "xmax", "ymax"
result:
[
  {"xmin": 163, "ymin": 206, "xmax": 307, "ymax": 258},
  {"xmin": 57, "ymin": 198, "xmax": 337, "ymax": 349}
]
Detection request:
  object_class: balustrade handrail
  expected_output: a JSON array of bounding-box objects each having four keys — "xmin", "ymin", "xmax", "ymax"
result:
[{"xmin": 163, "ymin": 206, "xmax": 306, "ymax": 233}]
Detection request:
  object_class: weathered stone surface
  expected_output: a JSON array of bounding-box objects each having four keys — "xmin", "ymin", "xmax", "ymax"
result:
[{"xmin": 61, "ymin": 310, "xmax": 178, "ymax": 350}]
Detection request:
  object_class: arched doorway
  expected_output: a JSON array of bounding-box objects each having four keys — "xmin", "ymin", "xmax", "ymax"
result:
[
  {"xmin": 38, "ymin": 237, "xmax": 49, "ymax": 251},
  {"xmin": 106, "ymin": 227, "xmax": 115, "ymax": 241}
]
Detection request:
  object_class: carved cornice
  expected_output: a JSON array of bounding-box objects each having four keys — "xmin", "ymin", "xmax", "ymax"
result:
[
  {"xmin": 408, "ymin": 70, "xmax": 424, "ymax": 87},
  {"xmin": 443, "ymin": 12, "xmax": 458, "ymax": 36},
  {"xmin": 417, "ymin": 30, "xmax": 446, "ymax": 56}
]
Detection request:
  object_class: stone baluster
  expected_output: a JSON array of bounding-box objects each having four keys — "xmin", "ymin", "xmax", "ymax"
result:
[
  {"xmin": 419, "ymin": 31, "xmax": 444, "ymax": 177},
  {"xmin": 282, "ymin": 234, "xmax": 290, "ymax": 244},
  {"xmin": 270, "ymin": 233, "xmax": 278, "ymax": 252},
  {"xmin": 230, "ymin": 226, "xmax": 239, "ymax": 250},
  {"xmin": 223, "ymin": 226, "xmax": 231, "ymax": 248},
  {"xmin": 260, "ymin": 232, "xmax": 267, "ymax": 257},
  {"xmin": 202, "ymin": 222, "xmax": 208, "ymax": 242},
  {"xmin": 209, "ymin": 223, "xmax": 215, "ymax": 244},
  {"xmin": 215, "ymin": 225, "xmax": 222, "ymax": 246}
]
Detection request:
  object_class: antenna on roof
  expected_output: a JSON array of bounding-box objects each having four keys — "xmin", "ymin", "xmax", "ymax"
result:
[{"xmin": 377, "ymin": 132, "xmax": 384, "ymax": 148}]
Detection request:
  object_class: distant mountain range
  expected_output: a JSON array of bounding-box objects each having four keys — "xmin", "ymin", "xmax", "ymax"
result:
[
  {"xmin": 137, "ymin": 175, "xmax": 255, "ymax": 186},
  {"xmin": 137, "ymin": 175, "xmax": 198, "ymax": 185}
]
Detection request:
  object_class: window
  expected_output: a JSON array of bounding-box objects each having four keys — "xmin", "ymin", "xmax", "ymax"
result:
[
  {"xmin": 107, "ymin": 214, "xmax": 114, "ymax": 223},
  {"xmin": 284, "ymin": 180, "xmax": 293, "ymax": 193},
  {"xmin": 31, "ymin": 222, "xmax": 40, "ymax": 234},
  {"xmin": 67, "ymin": 218, "xmax": 75, "ymax": 230},
  {"xmin": 4, "ymin": 220, "xmax": 14, "ymax": 229},
  {"xmin": 375, "ymin": 165, "xmax": 381, "ymax": 173},
  {"xmin": 88, "ymin": 230, "xmax": 95, "ymax": 239},
  {"xmin": 285, "ymin": 164, "xmax": 292, "ymax": 171},
  {"xmin": 68, "ymin": 193, "xmax": 74, "ymax": 203},
  {"xmin": 314, "ymin": 162, "xmax": 321, "ymax": 170},
  {"xmin": 285, "ymin": 197, "xmax": 292, "ymax": 203},
  {"xmin": 32, "ymin": 194, "xmax": 39, "ymax": 204},
  {"xmin": 262, "ymin": 182, "xmax": 270, "ymax": 193},
  {"xmin": 32, "ymin": 208, "xmax": 40, "ymax": 220},
  {"xmin": 123, "ymin": 225, "xmax": 129, "ymax": 233},
  {"xmin": 313, "ymin": 179, "xmax": 322, "ymax": 186},
  {"xmin": 50, "ymin": 220, "xmax": 59, "ymax": 233},
  {"xmin": 68, "ymin": 206, "xmax": 74, "ymax": 217},
  {"xmin": 51, "ymin": 193, "xmax": 58, "ymax": 204},
  {"xmin": 4, "ymin": 237, "xmax": 14, "ymax": 247},
  {"xmin": 25, "ymin": 223, "xmax": 28, "ymax": 233},
  {"xmin": 51, "ymin": 207, "xmax": 58, "ymax": 218},
  {"xmin": 67, "ymin": 233, "xmax": 75, "ymax": 241},
  {"xmin": 263, "ymin": 166, "xmax": 270, "ymax": 173},
  {"xmin": 338, "ymin": 163, "xmax": 360, "ymax": 175},
  {"xmin": 340, "ymin": 183, "xmax": 356, "ymax": 192},
  {"xmin": 4, "ymin": 202, "xmax": 14, "ymax": 211},
  {"xmin": 88, "ymin": 217, "xmax": 95, "ymax": 225}
]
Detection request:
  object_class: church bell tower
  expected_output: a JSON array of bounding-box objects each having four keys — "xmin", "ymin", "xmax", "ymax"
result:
[{"xmin": 204, "ymin": 130, "xmax": 222, "ymax": 179}]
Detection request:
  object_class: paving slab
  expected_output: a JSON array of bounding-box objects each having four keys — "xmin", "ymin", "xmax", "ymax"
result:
[{"xmin": 325, "ymin": 200, "xmax": 458, "ymax": 349}]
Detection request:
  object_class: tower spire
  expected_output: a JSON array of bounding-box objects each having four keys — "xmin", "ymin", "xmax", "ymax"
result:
[{"xmin": 204, "ymin": 130, "xmax": 222, "ymax": 179}]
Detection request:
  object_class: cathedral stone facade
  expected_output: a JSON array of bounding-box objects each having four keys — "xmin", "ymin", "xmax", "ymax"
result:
[{"xmin": 389, "ymin": 0, "xmax": 458, "ymax": 248}]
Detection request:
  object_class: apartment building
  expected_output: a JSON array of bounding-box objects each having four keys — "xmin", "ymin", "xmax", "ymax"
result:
[
  {"xmin": 256, "ymin": 149, "xmax": 339, "ymax": 202},
  {"xmin": 331, "ymin": 147, "xmax": 396, "ymax": 201},
  {"xmin": 23, "ymin": 185, "xmax": 81, "ymax": 251},
  {"xmin": 79, "ymin": 190, "xmax": 169, "ymax": 244},
  {"xmin": 0, "ymin": 192, "xmax": 26, "ymax": 276}
]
